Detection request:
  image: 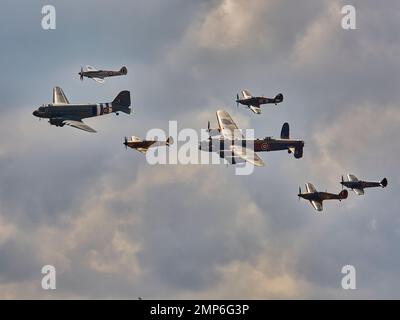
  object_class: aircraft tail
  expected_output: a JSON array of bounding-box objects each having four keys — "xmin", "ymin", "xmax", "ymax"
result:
[
  {"xmin": 380, "ymin": 178, "xmax": 388, "ymax": 188},
  {"xmin": 338, "ymin": 189, "xmax": 348, "ymax": 200},
  {"xmin": 281, "ymin": 122, "xmax": 289, "ymax": 139},
  {"xmin": 166, "ymin": 136, "xmax": 174, "ymax": 146},
  {"xmin": 274, "ymin": 93, "xmax": 283, "ymax": 103},
  {"xmin": 112, "ymin": 90, "xmax": 131, "ymax": 114},
  {"xmin": 120, "ymin": 66, "xmax": 128, "ymax": 75}
]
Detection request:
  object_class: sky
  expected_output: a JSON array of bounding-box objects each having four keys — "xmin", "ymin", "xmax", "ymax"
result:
[{"xmin": 0, "ymin": 0, "xmax": 399, "ymax": 299}]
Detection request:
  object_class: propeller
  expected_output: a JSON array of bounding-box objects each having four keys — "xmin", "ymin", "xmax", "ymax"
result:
[
  {"xmin": 298, "ymin": 186, "xmax": 301, "ymax": 200},
  {"xmin": 207, "ymin": 121, "xmax": 212, "ymax": 140},
  {"xmin": 341, "ymin": 175, "xmax": 344, "ymax": 189},
  {"xmin": 236, "ymin": 94, "xmax": 240, "ymax": 107},
  {"xmin": 123, "ymin": 137, "xmax": 128, "ymax": 150},
  {"xmin": 79, "ymin": 66, "xmax": 84, "ymax": 81}
]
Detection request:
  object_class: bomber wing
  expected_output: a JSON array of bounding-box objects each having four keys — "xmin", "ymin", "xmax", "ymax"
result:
[
  {"xmin": 216, "ymin": 110, "xmax": 243, "ymax": 139},
  {"xmin": 53, "ymin": 87, "xmax": 69, "ymax": 105},
  {"xmin": 231, "ymin": 145, "xmax": 265, "ymax": 167},
  {"xmin": 62, "ymin": 119, "xmax": 96, "ymax": 133}
]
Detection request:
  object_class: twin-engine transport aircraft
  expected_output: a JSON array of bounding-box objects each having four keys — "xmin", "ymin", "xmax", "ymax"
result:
[
  {"xmin": 199, "ymin": 110, "xmax": 304, "ymax": 167},
  {"xmin": 298, "ymin": 183, "xmax": 348, "ymax": 212},
  {"xmin": 236, "ymin": 89, "xmax": 283, "ymax": 114},
  {"xmin": 33, "ymin": 87, "xmax": 131, "ymax": 133},
  {"xmin": 79, "ymin": 65, "xmax": 128, "ymax": 83},
  {"xmin": 124, "ymin": 136, "xmax": 173, "ymax": 154},
  {"xmin": 340, "ymin": 174, "xmax": 388, "ymax": 195}
]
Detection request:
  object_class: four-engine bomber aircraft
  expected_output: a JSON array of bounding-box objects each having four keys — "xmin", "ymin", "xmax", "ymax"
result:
[
  {"xmin": 199, "ymin": 110, "xmax": 304, "ymax": 167},
  {"xmin": 298, "ymin": 183, "xmax": 348, "ymax": 212},
  {"xmin": 236, "ymin": 89, "xmax": 283, "ymax": 114},
  {"xmin": 33, "ymin": 87, "xmax": 131, "ymax": 133},
  {"xmin": 124, "ymin": 136, "xmax": 173, "ymax": 154},
  {"xmin": 340, "ymin": 174, "xmax": 388, "ymax": 195},
  {"xmin": 79, "ymin": 65, "xmax": 128, "ymax": 83}
]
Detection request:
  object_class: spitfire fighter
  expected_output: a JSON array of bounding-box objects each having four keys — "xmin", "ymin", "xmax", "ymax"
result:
[
  {"xmin": 340, "ymin": 174, "xmax": 388, "ymax": 195},
  {"xmin": 236, "ymin": 89, "xmax": 283, "ymax": 114},
  {"xmin": 199, "ymin": 110, "xmax": 304, "ymax": 167},
  {"xmin": 79, "ymin": 65, "xmax": 128, "ymax": 83},
  {"xmin": 298, "ymin": 183, "xmax": 348, "ymax": 212},
  {"xmin": 124, "ymin": 136, "xmax": 173, "ymax": 154},
  {"xmin": 33, "ymin": 87, "xmax": 131, "ymax": 133}
]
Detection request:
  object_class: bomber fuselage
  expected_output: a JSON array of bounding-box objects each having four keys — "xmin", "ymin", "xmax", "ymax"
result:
[{"xmin": 200, "ymin": 137, "xmax": 304, "ymax": 158}]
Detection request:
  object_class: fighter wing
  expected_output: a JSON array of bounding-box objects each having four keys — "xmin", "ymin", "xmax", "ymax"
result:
[
  {"xmin": 216, "ymin": 110, "xmax": 243, "ymax": 139},
  {"xmin": 348, "ymin": 174, "xmax": 359, "ymax": 182},
  {"xmin": 311, "ymin": 200, "xmax": 323, "ymax": 211},
  {"xmin": 241, "ymin": 90, "xmax": 253, "ymax": 99},
  {"xmin": 305, "ymin": 182, "xmax": 317, "ymax": 193},
  {"xmin": 53, "ymin": 87, "xmax": 69, "ymax": 104},
  {"xmin": 62, "ymin": 119, "xmax": 96, "ymax": 133},
  {"xmin": 92, "ymin": 77, "xmax": 105, "ymax": 84},
  {"xmin": 85, "ymin": 65, "xmax": 97, "ymax": 71},
  {"xmin": 231, "ymin": 145, "xmax": 265, "ymax": 167},
  {"xmin": 353, "ymin": 188, "xmax": 364, "ymax": 195},
  {"xmin": 249, "ymin": 105, "xmax": 262, "ymax": 114}
]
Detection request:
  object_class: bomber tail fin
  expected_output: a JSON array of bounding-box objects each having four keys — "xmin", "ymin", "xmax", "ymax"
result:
[
  {"xmin": 281, "ymin": 122, "xmax": 290, "ymax": 139},
  {"xmin": 380, "ymin": 178, "xmax": 388, "ymax": 188}
]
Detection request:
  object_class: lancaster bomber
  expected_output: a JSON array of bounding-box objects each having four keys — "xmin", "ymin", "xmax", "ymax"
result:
[
  {"xmin": 298, "ymin": 183, "xmax": 348, "ymax": 212},
  {"xmin": 79, "ymin": 65, "xmax": 128, "ymax": 83},
  {"xmin": 199, "ymin": 110, "xmax": 304, "ymax": 167},
  {"xmin": 33, "ymin": 87, "xmax": 131, "ymax": 133},
  {"xmin": 124, "ymin": 136, "xmax": 173, "ymax": 154},
  {"xmin": 236, "ymin": 89, "xmax": 283, "ymax": 114},
  {"xmin": 340, "ymin": 174, "xmax": 388, "ymax": 195}
]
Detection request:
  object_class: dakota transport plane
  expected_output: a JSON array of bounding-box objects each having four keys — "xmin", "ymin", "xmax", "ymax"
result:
[
  {"xmin": 199, "ymin": 110, "xmax": 304, "ymax": 167},
  {"xmin": 33, "ymin": 87, "xmax": 131, "ymax": 133}
]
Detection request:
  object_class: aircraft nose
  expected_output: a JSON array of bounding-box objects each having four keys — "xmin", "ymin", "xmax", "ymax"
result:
[{"xmin": 33, "ymin": 110, "xmax": 38, "ymax": 117}]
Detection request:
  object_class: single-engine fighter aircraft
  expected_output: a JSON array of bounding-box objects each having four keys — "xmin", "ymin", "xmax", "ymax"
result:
[
  {"xmin": 236, "ymin": 89, "xmax": 283, "ymax": 114},
  {"xmin": 298, "ymin": 183, "xmax": 348, "ymax": 212},
  {"xmin": 33, "ymin": 87, "xmax": 131, "ymax": 133},
  {"xmin": 124, "ymin": 136, "xmax": 173, "ymax": 154},
  {"xmin": 79, "ymin": 65, "xmax": 128, "ymax": 83},
  {"xmin": 199, "ymin": 110, "xmax": 304, "ymax": 167},
  {"xmin": 340, "ymin": 174, "xmax": 388, "ymax": 195}
]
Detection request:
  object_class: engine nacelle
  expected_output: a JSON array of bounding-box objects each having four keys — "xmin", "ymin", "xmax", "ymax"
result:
[{"xmin": 49, "ymin": 118, "xmax": 65, "ymax": 127}]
